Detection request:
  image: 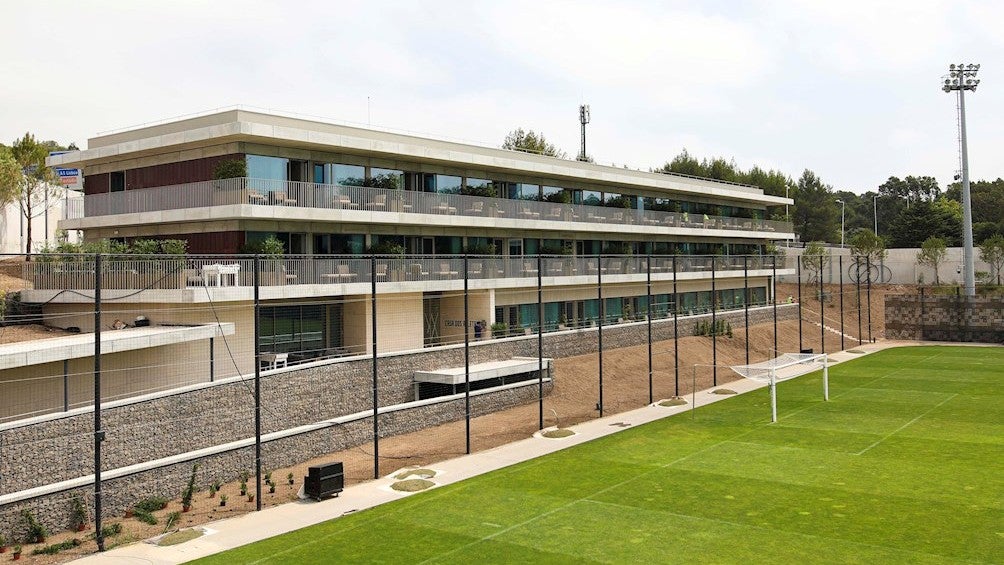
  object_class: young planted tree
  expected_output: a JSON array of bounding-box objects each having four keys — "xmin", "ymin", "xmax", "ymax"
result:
[
  {"xmin": 979, "ymin": 234, "xmax": 1004, "ymax": 285},
  {"xmin": 800, "ymin": 241, "xmax": 830, "ymax": 283},
  {"xmin": 10, "ymin": 133, "xmax": 61, "ymax": 259},
  {"xmin": 916, "ymin": 236, "xmax": 947, "ymax": 285}
]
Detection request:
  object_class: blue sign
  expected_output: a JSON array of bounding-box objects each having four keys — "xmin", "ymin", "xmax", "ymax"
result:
[{"xmin": 49, "ymin": 151, "xmax": 81, "ymax": 189}]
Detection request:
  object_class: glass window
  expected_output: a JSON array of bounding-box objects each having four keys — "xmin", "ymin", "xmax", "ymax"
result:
[
  {"xmin": 247, "ymin": 155, "xmax": 289, "ymax": 181},
  {"xmin": 110, "ymin": 171, "xmax": 125, "ymax": 192},
  {"xmin": 509, "ymin": 183, "xmax": 539, "ymax": 201},
  {"xmin": 463, "ymin": 178, "xmax": 495, "ymax": 197},
  {"xmin": 422, "ymin": 174, "xmax": 462, "ymax": 194},
  {"xmin": 542, "ymin": 185, "xmax": 568, "ymax": 203},
  {"xmin": 434, "ymin": 236, "xmax": 463, "ymax": 255},
  {"xmin": 369, "ymin": 168, "xmax": 404, "ymax": 189},
  {"xmin": 581, "ymin": 190, "xmax": 603, "ymax": 206},
  {"xmin": 333, "ymin": 164, "xmax": 366, "ymax": 186},
  {"xmin": 313, "ymin": 163, "xmax": 327, "ymax": 184},
  {"xmin": 314, "ymin": 234, "xmax": 365, "ymax": 255}
]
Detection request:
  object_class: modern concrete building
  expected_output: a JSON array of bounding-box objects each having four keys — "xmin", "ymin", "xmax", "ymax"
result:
[{"xmin": 6, "ymin": 108, "xmax": 795, "ymax": 419}]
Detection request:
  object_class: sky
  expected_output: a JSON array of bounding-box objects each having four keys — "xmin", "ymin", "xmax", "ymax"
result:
[{"xmin": 2, "ymin": 0, "xmax": 1002, "ymax": 194}]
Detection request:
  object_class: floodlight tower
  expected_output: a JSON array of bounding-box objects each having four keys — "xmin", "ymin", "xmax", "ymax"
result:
[
  {"xmin": 578, "ymin": 104, "xmax": 590, "ymax": 162},
  {"xmin": 943, "ymin": 63, "xmax": 980, "ymax": 297}
]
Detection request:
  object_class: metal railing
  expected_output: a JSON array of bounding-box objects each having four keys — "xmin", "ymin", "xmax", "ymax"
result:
[
  {"xmin": 25, "ymin": 254, "xmax": 781, "ymax": 291},
  {"xmin": 71, "ymin": 178, "xmax": 792, "ymax": 234}
]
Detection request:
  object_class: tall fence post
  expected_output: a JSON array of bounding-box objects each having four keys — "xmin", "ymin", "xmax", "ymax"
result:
[
  {"xmin": 464, "ymin": 255, "xmax": 471, "ymax": 454},
  {"xmin": 93, "ymin": 253, "xmax": 104, "ymax": 551},
  {"xmin": 646, "ymin": 253, "xmax": 653, "ymax": 404},
  {"xmin": 371, "ymin": 255, "xmax": 379, "ymax": 478},
  {"xmin": 919, "ymin": 286, "xmax": 926, "ymax": 340},
  {"xmin": 866, "ymin": 256, "xmax": 873, "ymax": 343},
  {"xmin": 856, "ymin": 257, "xmax": 863, "ymax": 346},
  {"xmin": 597, "ymin": 254, "xmax": 604, "ymax": 417},
  {"xmin": 711, "ymin": 256, "xmax": 717, "ymax": 386},
  {"xmin": 253, "ymin": 255, "xmax": 262, "ymax": 511},
  {"xmin": 744, "ymin": 255, "xmax": 749, "ymax": 365},
  {"xmin": 838, "ymin": 255, "xmax": 845, "ymax": 351},
  {"xmin": 673, "ymin": 255, "xmax": 679, "ymax": 396},
  {"xmin": 537, "ymin": 254, "xmax": 544, "ymax": 430},
  {"xmin": 797, "ymin": 258, "xmax": 804, "ymax": 351},
  {"xmin": 819, "ymin": 254, "xmax": 825, "ymax": 354},
  {"xmin": 772, "ymin": 255, "xmax": 778, "ymax": 357}
]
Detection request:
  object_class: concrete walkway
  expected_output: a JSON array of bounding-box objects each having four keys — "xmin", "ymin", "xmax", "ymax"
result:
[{"xmin": 72, "ymin": 341, "xmax": 927, "ymax": 564}]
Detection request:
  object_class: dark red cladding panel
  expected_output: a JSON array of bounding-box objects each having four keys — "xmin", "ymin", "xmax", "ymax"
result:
[
  {"xmin": 126, "ymin": 154, "xmax": 245, "ymax": 189},
  {"xmin": 84, "ymin": 172, "xmax": 110, "ymax": 196},
  {"xmin": 84, "ymin": 154, "xmax": 245, "ymax": 195}
]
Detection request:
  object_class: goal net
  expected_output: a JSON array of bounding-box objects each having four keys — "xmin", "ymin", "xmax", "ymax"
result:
[{"xmin": 730, "ymin": 353, "xmax": 829, "ymax": 422}]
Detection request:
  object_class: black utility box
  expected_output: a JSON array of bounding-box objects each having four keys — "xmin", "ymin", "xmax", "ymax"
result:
[{"xmin": 305, "ymin": 461, "xmax": 344, "ymax": 501}]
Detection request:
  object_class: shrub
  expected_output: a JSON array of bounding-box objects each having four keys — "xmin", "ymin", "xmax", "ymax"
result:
[
  {"xmin": 21, "ymin": 509, "xmax": 47, "ymax": 543},
  {"xmin": 32, "ymin": 538, "xmax": 82, "ymax": 555},
  {"xmin": 212, "ymin": 158, "xmax": 247, "ymax": 180},
  {"xmin": 134, "ymin": 497, "xmax": 169, "ymax": 513},
  {"xmin": 181, "ymin": 463, "xmax": 199, "ymax": 509}
]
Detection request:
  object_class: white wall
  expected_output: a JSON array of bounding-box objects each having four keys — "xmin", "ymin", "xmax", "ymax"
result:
[
  {"xmin": 778, "ymin": 245, "xmax": 992, "ymax": 285},
  {"xmin": 0, "ymin": 188, "xmax": 82, "ymax": 255}
]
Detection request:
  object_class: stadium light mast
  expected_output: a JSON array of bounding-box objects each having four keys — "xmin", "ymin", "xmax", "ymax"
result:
[
  {"xmin": 578, "ymin": 104, "xmax": 590, "ymax": 162},
  {"xmin": 943, "ymin": 63, "xmax": 980, "ymax": 297}
]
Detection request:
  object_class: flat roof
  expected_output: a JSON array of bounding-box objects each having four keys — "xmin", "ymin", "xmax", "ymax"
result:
[
  {"xmin": 0, "ymin": 323, "xmax": 235, "ymax": 370},
  {"xmin": 47, "ymin": 109, "xmax": 792, "ymax": 207},
  {"xmin": 413, "ymin": 357, "xmax": 552, "ymax": 386}
]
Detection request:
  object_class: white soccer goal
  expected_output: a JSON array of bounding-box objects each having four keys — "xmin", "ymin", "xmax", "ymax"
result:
[{"xmin": 730, "ymin": 353, "xmax": 829, "ymax": 422}]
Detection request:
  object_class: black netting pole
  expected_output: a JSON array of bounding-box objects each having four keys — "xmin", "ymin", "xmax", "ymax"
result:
[
  {"xmin": 537, "ymin": 254, "xmax": 543, "ymax": 430},
  {"xmin": 866, "ymin": 256, "xmax": 873, "ymax": 343},
  {"xmin": 646, "ymin": 253, "xmax": 653, "ymax": 405},
  {"xmin": 711, "ymin": 256, "xmax": 717, "ymax": 386},
  {"xmin": 772, "ymin": 255, "xmax": 778, "ymax": 358},
  {"xmin": 920, "ymin": 286, "xmax": 926, "ymax": 340},
  {"xmin": 253, "ymin": 255, "xmax": 262, "ymax": 511},
  {"xmin": 839, "ymin": 255, "xmax": 845, "ymax": 351},
  {"xmin": 673, "ymin": 255, "xmax": 679, "ymax": 396},
  {"xmin": 856, "ymin": 257, "xmax": 863, "ymax": 346},
  {"xmin": 597, "ymin": 254, "xmax": 604, "ymax": 417},
  {"xmin": 744, "ymin": 255, "xmax": 749, "ymax": 365},
  {"xmin": 464, "ymin": 255, "xmax": 470, "ymax": 454},
  {"xmin": 93, "ymin": 253, "xmax": 105, "ymax": 551},
  {"xmin": 371, "ymin": 255, "xmax": 379, "ymax": 478},
  {"xmin": 819, "ymin": 255, "xmax": 825, "ymax": 354},
  {"xmin": 797, "ymin": 258, "xmax": 804, "ymax": 351}
]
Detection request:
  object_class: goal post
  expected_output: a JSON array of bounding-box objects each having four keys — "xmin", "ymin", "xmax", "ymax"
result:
[{"xmin": 731, "ymin": 353, "xmax": 829, "ymax": 423}]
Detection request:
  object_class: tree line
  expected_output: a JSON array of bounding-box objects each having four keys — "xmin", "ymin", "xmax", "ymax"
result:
[{"xmin": 502, "ymin": 128, "xmax": 1002, "ymax": 251}]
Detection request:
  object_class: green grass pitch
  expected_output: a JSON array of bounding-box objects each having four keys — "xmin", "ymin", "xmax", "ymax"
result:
[{"xmin": 195, "ymin": 346, "xmax": 1003, "ymax": 564}]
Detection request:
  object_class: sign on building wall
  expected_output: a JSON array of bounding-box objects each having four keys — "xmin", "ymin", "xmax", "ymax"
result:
[{"xmin": 49, "ymin": 151, "xmax": 83, "ymax": 191}]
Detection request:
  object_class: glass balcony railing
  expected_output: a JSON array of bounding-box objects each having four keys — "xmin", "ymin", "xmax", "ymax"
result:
[
  {"xmin": 25, "ymin": 254, "xmax": 784, "ymax": 291},
  {"xmin": 71, "ymin": 178, "xmax": 792, "ymax": 234}
]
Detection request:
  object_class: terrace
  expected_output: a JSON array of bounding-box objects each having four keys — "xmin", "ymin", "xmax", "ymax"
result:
[
  {"xmin": 22, "ymin": 254, "xmax": 786, "ymax": 303},
  {"xmin": 64, "ymin": 178, "xmax": 792, "ymax": 235}
]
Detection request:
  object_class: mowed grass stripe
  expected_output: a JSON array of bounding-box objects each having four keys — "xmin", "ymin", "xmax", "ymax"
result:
[{"xmin": 194, "ymin": 346, "xmax": 1003, "ymax": 564}]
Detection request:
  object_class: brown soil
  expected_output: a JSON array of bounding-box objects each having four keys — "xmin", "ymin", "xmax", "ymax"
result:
[
  {"xmin": 0, "ymin": 257, "xmax": 32, "ymax": 292},
  {"xmin": 10, "ymin": 283, "xmax": 897, "ymax": 564}
]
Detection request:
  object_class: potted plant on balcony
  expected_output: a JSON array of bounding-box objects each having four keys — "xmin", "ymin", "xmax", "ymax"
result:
[
  {"xmin": 241, "ymin": 235, "xmax": 288, "ymax": 286},
  {"xmin": 212, "ymin": 158, "xmax": 249, "ymax": 205}
]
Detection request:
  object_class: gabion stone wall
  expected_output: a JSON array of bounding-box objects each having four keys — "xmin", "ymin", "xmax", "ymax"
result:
[{"xmin": 885, "ymin": 294, "xmax": 1004, "ymax": 342}]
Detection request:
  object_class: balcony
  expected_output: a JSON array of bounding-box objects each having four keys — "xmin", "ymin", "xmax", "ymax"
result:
[
  {"xmin": 21, "ymin": 254, "xmax": 787, "ymax": 304},
  {"xmin": 65, "ymin": 178, "xmax": 793, "ymax": 235}
]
